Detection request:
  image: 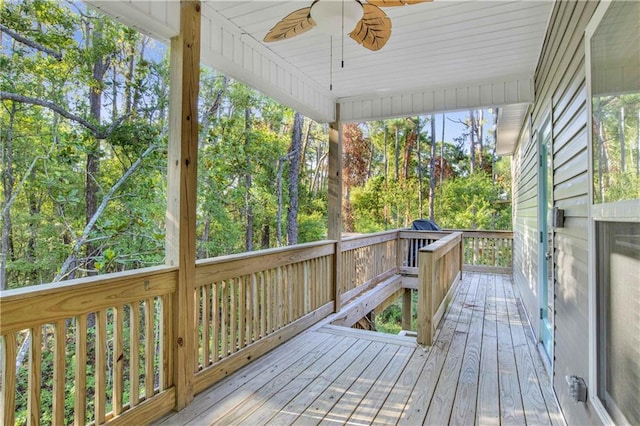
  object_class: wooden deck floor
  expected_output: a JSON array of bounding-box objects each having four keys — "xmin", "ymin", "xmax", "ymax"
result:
[{"xmin": 157, "ymin": 273, "xmax": 563, "ymax": 425}]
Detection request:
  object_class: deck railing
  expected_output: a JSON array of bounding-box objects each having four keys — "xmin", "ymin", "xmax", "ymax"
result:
[
  {"xmin": 339, "ymin": 231, "xmax": 398, "ymax": 306},
  {"xmin": 0, "ymin": 266, "xmax": 177, "ymax": 426},
  {"xmin": 0, "ymin": 228, "xmax": 512, "ymax": 425},
  {"xmin": 399, "ymin": 229, "xmax": 513, "ymax": 275},
  {"xmin": 191, "ymin": 241, "xmax": 335, "ymax": 394},
  {"xmin": 416, "ymin": 232, "xmax": 464, "ymax": 345}
]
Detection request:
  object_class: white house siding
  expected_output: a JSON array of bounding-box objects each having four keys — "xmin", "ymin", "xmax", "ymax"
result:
[
  {"xmin": 513, "ymin": 1, "xmax": 601, "ymax": 425},
  {"xmin": 512, "ymin": 121, "xmax": 539, "ymax": 326}
]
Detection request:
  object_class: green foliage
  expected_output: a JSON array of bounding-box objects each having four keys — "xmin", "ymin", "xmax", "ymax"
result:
[
  {"xmin": 2, "ymin": 1, "xmax": 512, "ymax": 293},
  {"xmin": 435, "ymin": 172, "xmax": 511, "ymax": 230},
  {"xmin": 592, "ymin": 94, "xmax": 640, "ymax": 203},
  {"xmin": 298, "ymin": 211, "xmax": 326, "ymax": 243}
]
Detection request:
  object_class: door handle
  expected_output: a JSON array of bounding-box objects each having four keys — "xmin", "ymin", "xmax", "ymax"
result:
[{"xmin": 545, "ymin": 252, "xmax": 552, "ymax": 260}]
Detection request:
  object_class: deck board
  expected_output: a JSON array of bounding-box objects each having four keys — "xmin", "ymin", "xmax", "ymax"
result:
[
  {"xmin": 450, "ymin": 272, "xmax": 484, "ymax": 424},
  {"xmin": 155, "ymin": 273, "xmax": 563, "ymax": 426}
]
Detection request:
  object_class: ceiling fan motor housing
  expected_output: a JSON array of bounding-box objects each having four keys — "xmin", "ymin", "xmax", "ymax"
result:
[{"xmin": 310, "ymin": 0, "xmax": 364, "ymax": 35}]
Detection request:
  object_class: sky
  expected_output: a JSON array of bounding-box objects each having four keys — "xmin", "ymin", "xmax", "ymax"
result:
[{"xmin": 422, "ymin": 109, "xmax": 496, "ymax": 145}]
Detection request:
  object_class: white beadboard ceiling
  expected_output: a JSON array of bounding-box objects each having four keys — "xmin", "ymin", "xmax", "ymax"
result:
[{"xmin": 88, "ymin": 0, "xmax": 555, "ymax": 154}]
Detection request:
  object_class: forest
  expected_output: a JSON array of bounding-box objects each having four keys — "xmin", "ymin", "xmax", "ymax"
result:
[{"xmin": 1, "ymin": 0, "xmax": 513, "ymax": 292}]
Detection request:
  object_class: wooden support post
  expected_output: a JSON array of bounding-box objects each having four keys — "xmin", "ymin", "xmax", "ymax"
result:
[
  {"xmin": 417, "ymin": 249, "xmax": 435, "ymax": 345},
  {"xmin": 328, "ymin": 104, "xmax": 343, "ymax": 312},
  {"xmin": 402, "ymin": 288, "xmax": 412, "ymax": 331},
  {"xmin": 459, "ymin": 235, "xmax": 464, "ymax": 279},
  {"xmin": 166, "ymin": 0, "xmax": 200, "ymax": 411}
]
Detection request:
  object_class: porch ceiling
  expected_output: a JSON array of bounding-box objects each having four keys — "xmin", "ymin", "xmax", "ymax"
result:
[{"xmin": 88, "ymin": 0, "xmax": 554, "ymax": 153}]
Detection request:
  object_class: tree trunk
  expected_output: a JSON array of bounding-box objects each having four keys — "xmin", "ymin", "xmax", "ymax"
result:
[
  {"xmin": 417, "ymin": 118, "xmax": 423, "ymax": 217},
  {"xmin": 637, "ymin": 110, "xmax": 640, "ymax": 176},
  {"xmin": 469, "ymin": 110, "xmax": 476, "ymax": 174},
  {"xmin": 619, "ymin": 106, "xmax": 626, "ymax": 172},
  {"xmin": 394, "ymin": 126, "xmax": 400, "ymax": 182},
  {"xmin": 199, "ymin": 216, "xmax": 211, "ymax": 259},
  {"xmin": 440, "ymin": 113, "xmax": 445, "ymax": 185},
  {"xmin": 429, "ymin": 115, "xmax": 437, "ymax": 221},
  {"xmin": 244, "ymin": 107, "xmax": 253, "ymax": 251},
  {"xmin": 261, "ymin": 223, "xmax": 270, "ymax": 249},
  {"xmin": 383, "ymin": 125, "xmax": 388, "ymax": 183},
  {"xmin": 300, "ymin": 119, "xmax": 312, "ymax": 190},
  {"xmin": 287, "ymin": 112, "xmax": 303, "ymax": 245},
  {"xmin": 276, "ymin": 156, "xmax": 286, "ymax": 246},
  {"xmin": 478, "ymin": 109, "xmax": 484, "ymax": 170},
  {"xmin": 85, "ymin": 20, "xmax": 110, "ymax": 276},
  {"xmin": 393, "ymin": 126, "xmax": 400, "ymax": 227},
  {"xmin": 1, "ymin": 103, "xmax": 16, "ymax": 290},
  {"xmin": 403, "ymin": 128, "xmax": 414, "ymax": 181}
]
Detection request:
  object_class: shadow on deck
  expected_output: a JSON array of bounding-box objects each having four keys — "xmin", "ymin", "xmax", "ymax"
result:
[{"xmin": 156, "ymin": 272, "xmax": 563, "ymax": 425}]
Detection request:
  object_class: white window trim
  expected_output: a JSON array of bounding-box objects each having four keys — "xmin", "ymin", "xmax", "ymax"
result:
[{"xmin": 586, "ymin": 1, "xmax": 640, "ymax": 424}]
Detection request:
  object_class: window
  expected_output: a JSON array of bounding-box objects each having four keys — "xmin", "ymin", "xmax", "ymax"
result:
[
  {"xmin": 588, "ymin": 1, "xmax": 640, "ymax": 424},
  {"xmin": 596, "ymin": 222, "xmax": 640, "ymax": 425},
  {"xmin": 590, "ymin": 0, "xmax": 640, "ymax": 204}
]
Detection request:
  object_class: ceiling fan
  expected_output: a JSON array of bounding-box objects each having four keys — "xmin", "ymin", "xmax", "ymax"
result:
[{"xmin": 264, "ymin": 0, "xmax": 431, "ymax": 51}]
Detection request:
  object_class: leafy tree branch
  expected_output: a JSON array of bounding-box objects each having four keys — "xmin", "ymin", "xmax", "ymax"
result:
[
  {"xmin": 54, "ymin": 142, "xmax": 159, "ymax": 281},
  {"xmin": 0, "ymin": 23, "xmax": 63, "ymax": 61},
  {"xmin": 0, "ymin": 91, "xmax": 127, "ymax": 139}
]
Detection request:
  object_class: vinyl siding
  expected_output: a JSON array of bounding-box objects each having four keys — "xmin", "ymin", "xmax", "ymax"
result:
[{"xmin": 512, "ymin": 1, "xmax": 601, "ymax": 425}]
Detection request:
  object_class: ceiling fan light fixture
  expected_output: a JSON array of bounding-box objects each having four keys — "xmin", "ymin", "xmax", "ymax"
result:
[{"xmin": 310, "ymin": 0, "xmax": 363, "ymax": 36}]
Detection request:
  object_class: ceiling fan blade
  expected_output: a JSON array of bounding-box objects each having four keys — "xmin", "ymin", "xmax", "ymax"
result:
[
  {"xmin": 349, "ymin": 4, "xmax": 391, "ymax": 51},
  {"xmin": 264, "ymin": 7, "xmax": 316, "ymax": 42},
  {"xmin": 367, "ymin": 0, "xmax": 432, "ymax": 6}
]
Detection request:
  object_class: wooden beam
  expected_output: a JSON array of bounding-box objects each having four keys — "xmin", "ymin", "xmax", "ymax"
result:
[
  {"xmin": 402, "ymin": 288, "xmax": 413, "ymax": 331},
  {"xmin": 328, "ymin": 104, "xmax": 343, "ymax": 312},
  {"xmin": 331, "ymin": 274, "xmax": 402, "ymax": 328},
  {"xmin": 166, "ymin": 0, "xmax": 201, "ymax": 410}
]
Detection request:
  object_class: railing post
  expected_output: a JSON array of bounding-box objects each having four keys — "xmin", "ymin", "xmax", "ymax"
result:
[
  {"xmin": 459, "ymin": 234, "xmax": 464, "ymax": 279},
  {"xmin": 402, "ymin": 288, "xmax": 413, "ymax": 331},
  {"xmin": 417, "ymin": 248, "xmax": 435, "ymax": 345},
  {"xmin": 166, "ymin": 0, "xmax": 200, "ymax": 410},
  {"xmin": 328, "ymin": 104, "xmax": 342, "ymax": 312}
]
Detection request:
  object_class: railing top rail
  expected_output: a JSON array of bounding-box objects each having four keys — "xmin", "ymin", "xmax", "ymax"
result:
[
  {"xmin": 1, "ymin": 266, "xmax": 178, "ymax": 334},
  {"xmin": 196, "ymin": 239, "xmax": 336, "ymax": 267},
  {"xmin": 443, "ymin": 229, "xmax": 514, "ymax": 238},
  {"xmin": 0, "ymin": 264, "xmax": 178, "ymax": 299},
  {"xmin": 195, "ymin": 240, "xmax": 336, "ymax": 286},
  {"xmin": 340, "ymin": 230, "xmax": 399, "ymax": 251},
  {"xmin": 419, "ymin": 231, "xmax": 463, "ymax": 260},
  {"xmin": 398, "ymin": 230, "xmax": 451, "ymax": 239}
]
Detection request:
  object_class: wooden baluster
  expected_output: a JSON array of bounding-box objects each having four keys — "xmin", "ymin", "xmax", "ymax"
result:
[
  {"xmin": 246, "ymin": 275, "xmax": 253, "ymax": 345},
  {"xmin": 307, "ymin": 260, "xmax": 313, "ymax": 313},
  {"xmin": 266, "ymin": 270, "xmax": 273, "ymax": 334},
  {"xmin": 144, "ymin": 298, "xmax": 155, "ymax": 397},
  {"xmin": 237, "ymin": 277, "xmax": 245, "ymax": 350},
  {"xmin": 211, "ymin": 284, "xmax": 219, "ymax": 363},
  {"xmin": 202, "ymin": 286, "xmax": 210, "ymax": 367},
  {"xmin": 113, "ymin": 305, "xmax": 124, "ymax": 416},
  {"xmin": 276, "ymin": 267, "xmax": 283, "ymax": 330},
  {"xmin": 221, "ymin": 281, "xmax": 229, "ymax": 357},
  {"xmin": 257, "ymin": 271, "xmax": 268, "ymax": 338},
  {"xmin": 95, "ymin": 310, "xmax": 107, "ymax": 422},
  {"xmin": 230, "ymin": 279, "xmax": 238, "ymax": 353},
  {"xmin": 28, "ymin": 327, "xmax": 42, "ymax": 426},
  {"xmin": 1, "ymin": 332, "xmax": 17, "ymax": 426},
  {"xmin": 53, "ymin": 320, "xmax": 66, "ymax": 425},
  {"xmin": 250, "ymin": 274, "xmax": 257, "ymax": 343},
  {"xmin": 75, "ymin": 315, "xmax": 87, "ymax": 425},
  {"xmin": 192, "ymin": 289, "xmax": 199, "ymax": 372},
  {"xmin": 286, "ymin": 265, "xmax": 293, "ymax": 324},
  {"xmin": 130, "ymin": 303, "xmax": 140, "ymax": 406},
  {"xmin": 160, "ymin": 296, "xmax": 170, "ymax": 390}
]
